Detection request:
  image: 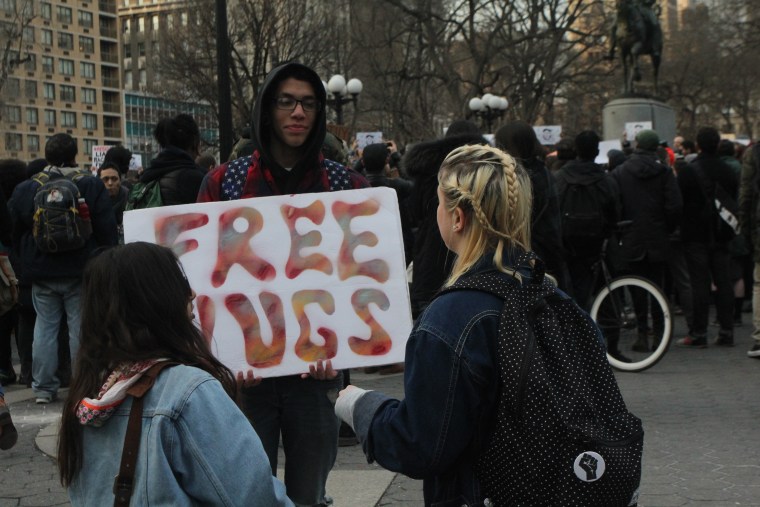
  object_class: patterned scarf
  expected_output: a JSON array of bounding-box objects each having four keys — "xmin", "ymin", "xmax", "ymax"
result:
[{"xmin": 76, "ymin": 359, "xmax": 167, "ymax": 427}]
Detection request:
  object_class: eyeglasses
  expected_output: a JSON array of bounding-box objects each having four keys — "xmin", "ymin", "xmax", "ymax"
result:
[{"xmin": 274, "ymin": 96, "xmax": 321, "ymax": 112}]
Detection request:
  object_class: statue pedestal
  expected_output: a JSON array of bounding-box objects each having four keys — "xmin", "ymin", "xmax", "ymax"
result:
[{"xmin": 603, "ymin": 97, "xmax": 676, "ymax": 146}]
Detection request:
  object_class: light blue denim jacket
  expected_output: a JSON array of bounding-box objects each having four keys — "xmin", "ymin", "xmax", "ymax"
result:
[{"xmin": 69, "ymin": 365, "xmax": 293, "ymax": 506}]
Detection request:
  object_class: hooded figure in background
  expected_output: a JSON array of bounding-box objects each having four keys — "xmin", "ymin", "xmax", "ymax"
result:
[
  {"xmin": 199, "ymin": 62, "xmax": 366, "ymax": 202},
  {"xmin": 404, "ymin": 121, "xmax": 487, "ymax": 317},
  {"xmin": 495, "ymin": 121, "xmax": 570, "ymax": 292},
  {"xmin": 197, "ymin": 62, "xmax": 368, "ymax": 507}
]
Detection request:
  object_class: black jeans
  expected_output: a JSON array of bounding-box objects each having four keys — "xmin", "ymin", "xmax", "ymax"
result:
[
  {"xmin": 683, "ymin": 242, "xmax": 733, "ymax": 339},
  {"xmin": 628, "ymin": 260, "xmax": 666, "ymax": 338}
]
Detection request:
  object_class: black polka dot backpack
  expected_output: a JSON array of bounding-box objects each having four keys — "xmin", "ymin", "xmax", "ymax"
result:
[{"xmin": 441, "ymin": 254, "xmax": 643, "ymax": 506}]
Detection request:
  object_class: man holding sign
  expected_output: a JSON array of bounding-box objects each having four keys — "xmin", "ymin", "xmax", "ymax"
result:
[{"xmin": 198, "ymin": 62, "xmax": 368, "ymax": 507}]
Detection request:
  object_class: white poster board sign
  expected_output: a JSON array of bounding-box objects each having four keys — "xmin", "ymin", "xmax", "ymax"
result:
[
  {"xmin": 90, "ymin": 145, "xmax": 110, "ymax": 172},
  {"xmin": 123, "ymin": 187, "xmax": 412, "ymax": 378},
  {"xmin": 129, "ymin": 154, "xmax": 143, "ymax": 171},
  {"xmin": 534, "ymin": 125, "xmax": 562, "ymax": 145},
  {"xmin": 625, "ymin": 121, "xmax": 652, "ymax": 143},
  {"xmin": 595, "ymin": 139, "xmax": 623, "ymax": 165},
  {"xmin": 357, "ymin": 132, "xmax": 383, "ymax": 150}
]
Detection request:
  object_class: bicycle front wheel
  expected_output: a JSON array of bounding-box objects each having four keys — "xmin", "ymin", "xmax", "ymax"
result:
[{"xmin": 590, "ymin": 275, "xmax": 672, "ymax": 372}]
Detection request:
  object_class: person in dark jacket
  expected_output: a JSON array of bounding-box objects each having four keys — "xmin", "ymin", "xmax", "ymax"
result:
[
  {"xmin": 197, "ymin": 62, "xmax": 368, "ymax": 507},
  {"xmin": 139, "ymin": 114, "xmax": 206, "ymax": 206},
  {"xmin": 611, "ymin": 129, "xmax": 683, "ymax": 352},
  {"xmin": 98, "ymin": 161, "xmax": 128, "ymax": 241},
  {"xmin": 362, "ymin": 143, "xmax": 414, "ymax": 262},
  {"xmin": 8, "ymin": 134, "xmax": 118, "ymax": 404},
  {"xmin": 554, "ymin": 132, "xmax": 618, "ymax": 302},
  {"xmin": 495, "ymin": 121, "xmax": 570, "ymax": 292},
  {"xmin": 404, "ymin": 121, "xmax": 487, "ymax": 317},
  {"xmin": 676, "ymin": 127, "xmax": 738, "ymax": 348}
]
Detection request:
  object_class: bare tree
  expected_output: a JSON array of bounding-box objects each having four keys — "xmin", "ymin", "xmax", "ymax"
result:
[
  {"xmin": 157, "ymin": 0, "xmax": 343, "ymax": 138},
  {"xmin": 0, "ymin": 0, "xmax": 35, "ymax": 121},
  {"xmin": 349, "ymin": 0, "xmax": 610, "ymax": 141},
  {"xmin": 658, "ymin": 1, "xmax": 760, "ymax": 139}
]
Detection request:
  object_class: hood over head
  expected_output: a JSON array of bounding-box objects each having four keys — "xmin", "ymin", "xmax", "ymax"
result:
[
  {"xmin": 251, "ymin": 62, "xmax": 327, "ymax": 192},
  {"xmin": 403, "ymin": 133, "xmax": 487, "ymax": 180},
  {"xmin": 622, "ymin": 150, "xmax": 669, "ymax": 179}
]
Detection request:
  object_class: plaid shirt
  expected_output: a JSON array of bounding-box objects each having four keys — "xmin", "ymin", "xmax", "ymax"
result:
[{"xmin": 197, "ymin": 150, "xmax": 368, "ymax": 202}]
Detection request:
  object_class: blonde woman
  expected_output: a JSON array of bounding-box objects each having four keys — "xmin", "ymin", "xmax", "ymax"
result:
[{"xmin": 335, "ymin": 145, "xmax": 533, "ymax": 506}]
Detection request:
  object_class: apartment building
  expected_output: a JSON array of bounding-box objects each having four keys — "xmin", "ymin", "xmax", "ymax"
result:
[
  {"xmin": 0, "ymin": 0, "xmax": 121, "ymax": 168},
  {"xmin": 119, "ymin": 0, "xmax": 217, "ymax": 163}
]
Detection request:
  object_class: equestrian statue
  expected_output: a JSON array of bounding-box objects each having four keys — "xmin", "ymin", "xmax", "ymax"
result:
[{"xmin": 607, "ymin": 0, "xmax": 664, "ymax": 96}]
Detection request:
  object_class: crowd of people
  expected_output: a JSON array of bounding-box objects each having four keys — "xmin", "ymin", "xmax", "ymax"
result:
[{"xmin": 0, "ymin": 60, "xmax": 756, "ymax": 506}]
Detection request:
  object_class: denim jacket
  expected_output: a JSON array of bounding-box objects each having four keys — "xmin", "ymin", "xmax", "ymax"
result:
[
  {"xmin": 69, "ymin": 365, "xmax": 293, "ymax": 507},
  {"xmin": 352, "ymin": 256, "xmax": 532, "ymax": 507}
]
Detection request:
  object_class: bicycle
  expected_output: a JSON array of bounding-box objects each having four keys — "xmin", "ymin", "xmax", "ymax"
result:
[{"xmin": 587, "ymin": 223, "xmax": 673, "ymax": 372}]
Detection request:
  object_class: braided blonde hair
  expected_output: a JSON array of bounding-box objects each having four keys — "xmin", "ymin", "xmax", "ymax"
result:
[{"xmin": 438, "ymin": 144, "xmax": 532, "ymax": 286}]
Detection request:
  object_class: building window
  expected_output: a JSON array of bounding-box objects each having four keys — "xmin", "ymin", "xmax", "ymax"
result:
[
  {"xmin": 79, "ymin": 36, "xmax": 94, "ymax": 53},
  {"xmin": 61, "ymin": 111, "xmax": 77, "ymax": 128},
  {"xmin": 82, "ymin": 87, "xmax": 96, "ymax": 104},
  {"xmin": 84, "ymin": 138, "xmax": 97, "ymax": 155},
  {"xmin": 41, "ymin": 29, "xmax": 53, "ymax": 46},
  {"xmin": 24, "ymin": 53, "xmax": 35, "ymax": 72},
  {"xmin": 138, "ymin": 18, "xmax": 144, "ymax": 32},
  {"xmin": 60, "ymin": 85, "xmax": 75, "ymax": 102},
  {"xmin": 26, "ymin": 107, "xmax": 38, "ymax": 125},
  {"xmin": 181, "ymin": 13, "xmax": 188, "ymax": 26},
  {"xmin": 80, "ymin": 62, "xmax": 96, "ymax": 79},
  {"xmin": 27, "ymin": 135, "xmax": 39, "ymax": 153},
  {"xmin": 139, "ymin": 69, "xmax": 146, "ymax": 86},
  {"xmin": 167, "ymin": 14, "xmax": 173, "ymax": 29},
  {"xmin": 56, "ymin": 6, "xmax": 72, "ymax": 24},
  {"xmin": 24, "ymin": 80, "xmax": 37, "ymax": 99},
  {"xmin": 78, "ymin": 10, "xmax": 93, "ymax": 28},
  {"xmin": 43, "ymin": 82, "xmax": 55, "ymax": 100},
  {"xmin": 4, "ymin": 133, "xmax": 21, "ymax": 152},
  {"xmin": 138, "ymin": 42, "xmax": 145, "ymax": 57},
  {"xmin": 82, "ymin": 113, "xmax": 97, "ymax": 130},
  {"xmin": 123, "ymin": 18, "xmax": 130, "ymax": 33},
  {"xmin": 22, "ymin": 26, "xmax": 34, "ymax": 43},
  {"xmin": 42, "ymin": 56, "xmax": 53, "ymax": 73},
  {"xmin": 44, "ymin": 109, "xmax": 56, "ymax": 126},
  {"xmin": 58, "ymin": 58, "xmax": 74, "ymax": 76},
  {"xmin": 0, "ymin": 0, "xmax": 16, "ymax": 14},
  {"xmin": 151, "ymin": 15, "xmax": 159, "ymax": 31},
  {"xmin": 124, "ymin": 71, "xmax": 133, "ymax": 89},
  {"xmin": 3, "ymin": 105, "xmax": 21, "ymax": 123},
  {"xmin": 58, "ymin": 32, "xmax": 74, "ymax": 50},
  {"xmin": 41, "ymin": 2, "xmax": 52, "ymax": 20},
  {"xmin": 124, "ymin": 43, "xmax": 131, "ymax": 58}
]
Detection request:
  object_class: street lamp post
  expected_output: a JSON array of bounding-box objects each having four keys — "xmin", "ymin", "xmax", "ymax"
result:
[
  {"xmin": 325, "ymin": 74, "xmax": 363, "ymax": 125},
  {"xmin": 468, "ymin": 93, "xmax": 509, "ymax": 133}
]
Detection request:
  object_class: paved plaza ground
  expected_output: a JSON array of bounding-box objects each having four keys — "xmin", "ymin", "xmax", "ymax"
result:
[{"xmin": 0, "ymin": 312, "xmax": 758, "ymax": 506}]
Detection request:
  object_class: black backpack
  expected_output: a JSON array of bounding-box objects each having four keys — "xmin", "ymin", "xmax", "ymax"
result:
[
  {"xmin": 32, "ymin": 170, "xmax": 93, "ymax": 254},
  {"xmin": 559, "ymin": 178, "xmax": 608, "ymax": 253},
  {"xmin": 439, "ymin": 258, "xmax": 643, "ymax": 506}
]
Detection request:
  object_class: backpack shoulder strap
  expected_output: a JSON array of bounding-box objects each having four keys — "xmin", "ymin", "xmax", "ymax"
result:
[
  {"xmin": 32, "ymin": 172, "xmax": 50, "ymax": 187},
  {"xmin": 67, "ymin": 170, "xmax": 93, "ymax": 182},
  {"xmin": 113, "ymin": 361, "xmax": 178, "ymax": 507}
]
